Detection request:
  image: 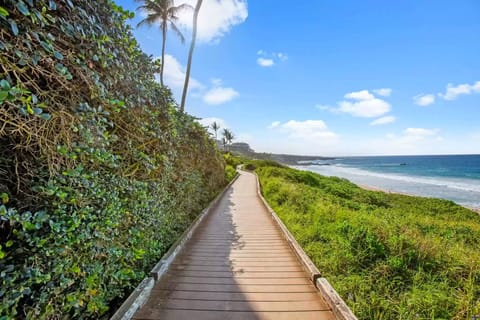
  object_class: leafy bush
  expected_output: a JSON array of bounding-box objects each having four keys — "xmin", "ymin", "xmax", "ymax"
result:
[
  {"xmin": 255, "ymin": 162, "xmax": 480, "ymax": 319},
  {"xmin": 0, "ymin": 1, "xmax": 225, "ymax": 319},
  {"xmin": 225, "ymin": 165, "xmax": 237, "ymax": 182}
]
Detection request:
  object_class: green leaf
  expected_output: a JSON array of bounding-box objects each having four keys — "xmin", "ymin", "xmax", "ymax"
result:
[
  {"xmin": 5, "ymin": 240, "xmax": 13, "ymax": 248},
  {"xmin": 53, "ymin": 51, "xmax": 63, "ymax": 60},
  {"xmin": 26, "ymin": 104, "xmax": 34, "ymax": 115},
  {"xmin": 0, "ymin": 192, "xmax": 8, "ymax": 204},
  {"xmin": 16, "ymin": 2, "xmax": 30, "ymax": 16},
  {"xmin": 0, "ymin": 91, "xmax": 8, "ymax": 103},
  {"xmin": 55, "ymin": 63, "xmax": 66, "ymax": 73},
  {"xmin": 0, "ymin": 6, "xmax": 9, "ymax": 17},
  {"xmin": 32, "ymin": 51, "xmax": 41, "ymax": 65},
  {"xmin": 49, "ymin": 0, "xmax": 57, "ymax": 10},
  {"xmin": 40, "ymin": 41, "xmax": 53, "ymax": 53},
  {"xmin": 9, "ymin": 20, "xmax": 18, "ymax": 36},
  {"xmin": 39, "ymin": 113, "xmax": 51, "ymax": 121},
  {"xmin": 0, "ymin": 80, "xmax": 10, "ymax": 90}
]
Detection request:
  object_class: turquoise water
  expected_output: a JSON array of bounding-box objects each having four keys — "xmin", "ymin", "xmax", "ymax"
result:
[{"xmin": 297, "ymin": 155, "xmax": 480, "ymax": 209}]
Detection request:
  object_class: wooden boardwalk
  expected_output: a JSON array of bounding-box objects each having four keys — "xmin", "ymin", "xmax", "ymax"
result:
[{"xmin": 132, "ymin": 171, "xmax": 337, "ymax": 320}]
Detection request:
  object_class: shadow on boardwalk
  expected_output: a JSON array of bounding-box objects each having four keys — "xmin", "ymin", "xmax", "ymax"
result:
[{"xmin": 132, "ymin": 171, "xmax": 334, "ymax": 320}]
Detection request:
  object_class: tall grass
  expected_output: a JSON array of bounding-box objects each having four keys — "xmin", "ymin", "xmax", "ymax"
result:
[{"xmin": 255, "ymin": 163, "xmax": 480, "ymax": 319}]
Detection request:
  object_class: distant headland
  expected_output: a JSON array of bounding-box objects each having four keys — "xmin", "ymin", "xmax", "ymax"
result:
[{"xmin": 224, "ymin": 141, "xmax": 333, "ymax": 165}]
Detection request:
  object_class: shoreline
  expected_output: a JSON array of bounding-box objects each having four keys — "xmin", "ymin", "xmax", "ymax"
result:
[
  {"xmin": 291, "ymin": 165, "xmax": 480, "ymax": 214},
  {"xmin": 358, "ymin": 183, "xmax": 480, "ymax": 214}
]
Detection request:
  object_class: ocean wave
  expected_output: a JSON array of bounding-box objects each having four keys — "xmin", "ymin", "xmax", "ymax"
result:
[{"xmin": 309, "ymin": 165, "xmax": 480, "ymax": 194}]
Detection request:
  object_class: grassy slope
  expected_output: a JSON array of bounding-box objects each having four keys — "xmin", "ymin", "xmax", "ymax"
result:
[{"xmin": 254, "ymin": 162, "xmax": 480, "ymax": 320}]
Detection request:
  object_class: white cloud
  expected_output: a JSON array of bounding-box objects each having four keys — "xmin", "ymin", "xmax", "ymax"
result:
[
  {"xmin": 256, "ymin": 50, "xmax": 288, "ymax": 67},
  {"xmin": 162, "ymin": 54, "xmax": 202, "ymax": 90},
  {"xmin": 197, "ymin": 117, "xmax": 228, "ymax": 131},
  {"xmin": 370, "ymin": 116, "xmax": 396, "ymax": 126},
  {"xmin": 203, "ymin": 80, "xmax": 239, "ymax": 105},
  {"xmin": 358, "ymin": 128, "xmax": 444, "ymax": 155},
  {"xmin": 439, "ymin": 81, "xmax": 480, "ymax": 100},
  {"xmin": 344, "ymin": 90, "xmax": 375, "ymax": 101},
  {"xmin": 413, "ymin": 94, "xmax": 435, "ymax": 106},
  {"xmin": 177, "ymin": 0, "xmax": 248, "ymax": 43},
  {"xmin": 337, "ymin": 90, "xmax": 391, "ymax": 118},
  {"xmin": 277, "ymin": 53, "xmax": 288, "ymax": 61},
  {"xmin": 236, "ymin": 133, "xmax": 253, "ymax": 143},
  {"xmin": 373, "ymin": 88, "xmax": 392, "ymax": 97},
  {"xmin": 268, "ymin": 121, "xmax": 281, "ymax": 129},
  {"xmin": 404, "ymin": 127, "xmax": 438, "ymax": 137},
  {"xmin": 274, "ymin": 120, "xmax": 338, "ymax": 140},
  {"xmin": 257, "ymin": 58, "xmax": 275, "ymax": 67},
  {"xmin": 315, "ymin": 104, "xmax": 332, "ymax": 111},
  {"xmin": 211, "ymin": 78, "xmax": 223, "ymax": 86}
]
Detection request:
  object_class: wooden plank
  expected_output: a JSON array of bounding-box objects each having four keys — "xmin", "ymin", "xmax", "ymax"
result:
[
  {"xmin": 187, "ymin": 244, "xmax": 289, "ymax": 249},
  {"xmin": 168, "ymin": 265, "xmax": 303, "ymax": 272},
  {"xmin": 159, "ymin": 276, "xmax": 311, "ymax": 285},
  {"xmin": 146, "ymin": 290, "xmax": 324, "ymax": 302},
  {"xmin": 164, "ymin": 270, "xmax": 308, "ymax": 278},
  {"xmin": 154, "ymin": 283, "xmax": 317, "ymax": 293},
  {"xmin": 187, "ymin": 248, "xmax": 292, "ymax": 253},
  {"xmin": 178, "ymin": 253, "xmax": 295, "ymax": 258},
  {"xmin": 133, "ymin": 309, "xmax": 336, "ymax": 320},
  {"xmin": 174, "ymin": 257, "xmax": 298, "ymax": 263},
  {"xmin": 142, "ymin": 299, "xmax": 329, "ymax": 312},
  {"xmin": 170, "ymin": 261, "xmax": 300, "ymax": 267}
]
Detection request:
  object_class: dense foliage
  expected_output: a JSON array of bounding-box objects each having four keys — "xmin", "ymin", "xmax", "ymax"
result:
[
  {"xmin": 223, "ymin": 153, "xmax": 243, "ymax": 182},
  {"xmin": 0, "ymin": 1, "xmax": 226, "ymax": 318},
  {"xmin": 254, "ymin": 162, "xmax": 480, "ymax": 319}
]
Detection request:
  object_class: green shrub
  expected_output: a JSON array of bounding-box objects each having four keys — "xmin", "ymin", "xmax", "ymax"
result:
[
  {"xmin": 225, "ymin": 165, "xmax": 237, "ymax": 182},
  {"xmin": 0, "ymin": 1, "xmax": 225, "ymax": 319},
  {"xmin": 256, "ymin": 163, "xmax": 480, "ymax": 319}
]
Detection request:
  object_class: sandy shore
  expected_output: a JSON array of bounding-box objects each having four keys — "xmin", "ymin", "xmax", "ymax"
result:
[{"xmin": 359, "ymin": 183, "xmax": 480, "ymax": 214}]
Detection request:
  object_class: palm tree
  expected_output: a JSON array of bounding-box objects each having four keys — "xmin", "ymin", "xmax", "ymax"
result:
[
  {"xmin": 180, "ymin": 0, "xmax": 203, "ymax": 112},
  {"xmin": 222, "ymin": 137, "xmax": 228, "ymax": 152},
  {"xmin": 227, "ymin": 131, "xmax": 234, "ymax": 145},
  {"xmin": 136, "ymin": 0, "xmax": 192, "ymax": 87},
  {"xmin": 211, "ymin": 121, "xmax": 220, "ymax": 140},
  {"xmin": 222, "ymin": 128, "xmax": 234, "ymax": 152}
]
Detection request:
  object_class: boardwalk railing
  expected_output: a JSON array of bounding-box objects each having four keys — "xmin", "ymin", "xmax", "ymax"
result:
[
  {"xmin": 112, "ymin": 170, "xmax": 357, "ymax": 319},
  {"xmin": 254, "ymin": 172, "xmax": 357, "ymax": 320}
]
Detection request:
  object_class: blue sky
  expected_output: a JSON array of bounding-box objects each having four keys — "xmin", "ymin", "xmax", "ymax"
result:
[{"xmin": 115, "ymin": 0, "xmax": 480, "ymax": 156}]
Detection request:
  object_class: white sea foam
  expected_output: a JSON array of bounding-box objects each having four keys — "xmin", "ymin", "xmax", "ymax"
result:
[
  {"xmin": 313, "ymin": 165, "xmax": 480, "ymax": 193},
  {"xmin": 295, "ymin": 164, "xmax": 480, "ymax": 208}
]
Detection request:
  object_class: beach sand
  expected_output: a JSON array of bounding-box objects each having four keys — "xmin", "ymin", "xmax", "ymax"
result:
[{"xmin": 358, "ymin": 183, "xmax": 480, "ymax": 214}]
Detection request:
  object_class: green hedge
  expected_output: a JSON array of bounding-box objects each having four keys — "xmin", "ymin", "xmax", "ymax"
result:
[{"xmin": 0, "ymin": 0, "xmax": 225, "ymax": 318}]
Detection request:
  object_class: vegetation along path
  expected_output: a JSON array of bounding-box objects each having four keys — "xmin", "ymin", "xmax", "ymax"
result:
[{"xmin": 132, "ymin": 170, "xmax": 350, "ymax": 320}]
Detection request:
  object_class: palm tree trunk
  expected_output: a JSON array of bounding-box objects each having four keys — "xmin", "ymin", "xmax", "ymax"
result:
[
  {"xmin": 180, "ymin": 0, "xmax": 203, "ymax": 112},
  {"xmin": 160, "ymin": 23, "xmax": 167, "ymax": 87}
]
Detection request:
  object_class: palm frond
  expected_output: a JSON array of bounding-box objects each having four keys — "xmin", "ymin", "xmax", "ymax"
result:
[
  {"xmin": 169, "ymin": 22, "xmax": 185, "ymax": 43},
  {"xmin": 137, "ymin": 12, "xmax": 162, "ymax": 28},
  {"xmin": 170, "ymin": 3, "xmax": 194, "ymax": 13}
]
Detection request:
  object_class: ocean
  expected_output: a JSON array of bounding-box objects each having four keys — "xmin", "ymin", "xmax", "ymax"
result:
[{"xmin": 295, "ymin": 154, "xmax": 480, "ymax": 209}]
